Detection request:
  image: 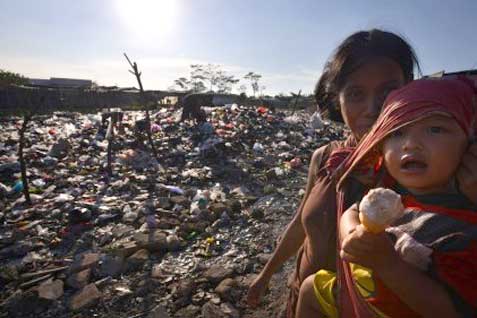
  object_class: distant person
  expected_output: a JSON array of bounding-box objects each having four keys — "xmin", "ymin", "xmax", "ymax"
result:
[{"xmin": 179, "ymin": 93, "xmax": 211, "ymax": 124}]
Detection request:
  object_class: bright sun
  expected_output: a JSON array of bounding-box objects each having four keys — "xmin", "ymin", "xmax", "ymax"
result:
[{"xmin": 115, "ymin": 0, "xmax": 178, "ymax": 39}]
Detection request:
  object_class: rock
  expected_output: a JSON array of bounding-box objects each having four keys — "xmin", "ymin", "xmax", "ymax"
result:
[
  {"xmin": 166, "ymin": 234, "xmax": 181, "ymax": 251},
  {"xmin": 214, "ymin": 278, "xmax": 238, "ymax": 302},
  {"xmin": 227, "ymin": 200, "xmax": 242, "ymax": 214},
  {"xmin": 41, "ymin": 156, "xmax": 58, "ymax": 167},
  {"xmin": 175, "ymin": 279, "xmax": 196, "ymax": 299},
  {"xmin": 174, "ymin": 304, "xmax": 200, "ymax": 318},
  {"xmin": 0, "ymin": 265, "xmax": 19, "ymax": 281},
  {"xmin": 134, "ymin": 231, "xmax": 168, "ymax": 252},
  {"xmin": 123, "ymin": 211, "xmax": 138, "ymax": 224},
  {"xmin": 170, "ymin": 195, "xmax": 190, "ymax": 206},
  {"xmin": 68, "ymin": 207, "xmax": 92, "ymax": 224},
  {"xmin": 201, "ymin": 301, "xmax": 239, "ymax": 318},
  {"xmin": 204, "ymin": 265, "xmax": 234, "ymax": 284},
  {"xmin": 126, "ymin": 249, "xmax": 149, "ymax": 270},
  {"xmin": 0, "ymin": 241, "xmax": 33, "ymax": 258},
  {"xmin": 250, "ymin": 207, "xmax": 264, "ymax": 219},
  {"xmin": 257, "ymin": 253, "xmax": 271, "ymax": 265},
  {"xmin": 148, "ymin": 305, "xmax": 171, "ymax": 318},
  {"xmin": 114, "ymin": 241, "xmax": 141, "ymax": 258},
  {"xmin": 69, "ymin": 252, "xmax": 100, "ymax": 273},
  {"xmin": 4, "ymin": 289, "xmax": 50, "ymax": 317},
  {"xmin": 98, "ymin": 255, "xmax": 125, "ymax": 277},
  {"xmin": 48, "ymin": 138, "xmax": 71, "ymax": 158},
  {"xmin": 151, "ymin": 264, "xmax": 163, "ymax": 279},
  {"xmin": 37, "ymin": 279, "xmax": 64, "ymax": 300},
  {"xmin": 157, "ymin": 197, "xmax": 172, "ymax": 209},
  {"xmin": 111, "ymin": 224, "xmax": 135, "ymax": 238},
  {"xmin": 0, "ymin": 162, "xmax": 21, "ymax": 174},
  {"xmin": 69, "ymin": 283, "xmax": 102, "ymax": 310},
  {"xmin": 209, "ymin": 202, "xmax": 228, "ymax": 214},
  {"xmin": 66, "ymin": 268, "xmax": 91, "ymax": 289},
  {"xmin": 0, "ymin": 182, "xmax": 9, "ymax": 198}
]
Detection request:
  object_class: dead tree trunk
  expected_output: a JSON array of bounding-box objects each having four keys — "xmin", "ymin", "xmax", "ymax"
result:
[
  {"xmin": 106, "ymin": 117, "xmax": 115, "ymax": 177},
  {"xmin": 291, "ymin": 89, "xmax": 302, "ymax": 115},
  {"xmin": 18, "ymin": 114, "xmax": 32, "ymax": 205},
  {"xmin": 123, "ymin": 53, "xmax": 158, "ymax": 160}
]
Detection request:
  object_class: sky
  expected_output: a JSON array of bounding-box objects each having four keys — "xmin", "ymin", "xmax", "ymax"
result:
[{"xmin": 1, "ymin": 0, "xmax": 476, "ymax": 95}]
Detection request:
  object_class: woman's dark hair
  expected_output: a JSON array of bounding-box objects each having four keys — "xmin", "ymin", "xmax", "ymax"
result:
[{"xmin": 315, "ymin": 29, "xmax": 421, "ymax": 122}]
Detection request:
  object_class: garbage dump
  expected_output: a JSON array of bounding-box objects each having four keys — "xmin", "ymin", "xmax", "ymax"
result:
[{"xmin": 0, "ymin": 104, "xmax": 344, "ymax": 318}]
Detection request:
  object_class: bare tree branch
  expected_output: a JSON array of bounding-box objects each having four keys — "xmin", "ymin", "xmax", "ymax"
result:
[{"xmin": 123, "ymin": 53, "xmax": 158, "ymax": 160}]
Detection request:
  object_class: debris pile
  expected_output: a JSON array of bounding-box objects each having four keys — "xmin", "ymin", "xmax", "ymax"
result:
[{"xmin": 0, "ymin": 105, "xmax": 345, "ymax": 317}]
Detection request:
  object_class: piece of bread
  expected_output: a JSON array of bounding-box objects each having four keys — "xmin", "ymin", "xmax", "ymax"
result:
[{"xmin": 358, "ymin": 188, "xmax": 404, "ymax": 233}]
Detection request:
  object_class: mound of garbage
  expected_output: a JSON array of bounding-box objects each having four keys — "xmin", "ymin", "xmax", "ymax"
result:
[{"xmin": 0, "ymin": 105, "xmax": 345, "ymax": 318}]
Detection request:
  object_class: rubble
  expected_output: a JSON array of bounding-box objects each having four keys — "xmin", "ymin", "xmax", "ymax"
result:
[
  {"xmin": 0, "ymin": 106, "xmax": 345, "ymax": 317},
  {"xmin": 37, "ymin": 279, "xmax": 64, "ymax": 300},
  {"xmin": 69, "ymin": 283, "xmax": 102, "ymax": 310}
]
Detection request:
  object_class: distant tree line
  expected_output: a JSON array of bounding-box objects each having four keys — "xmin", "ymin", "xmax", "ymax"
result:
[
  {"xmin": 0, "ymin": 69, "xmax": 29, "ymax": 86},
  {"xmin": 171, "ymin": 64, "xmax": 264, "ymax": 96}
]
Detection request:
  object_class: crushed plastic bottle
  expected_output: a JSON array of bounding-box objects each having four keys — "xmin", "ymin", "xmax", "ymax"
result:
[
  {"xmin": 12, "ymin": 181, "xmax": 24, "ymax": 193},
  {"xmin": 253, "ymin": 142, "xmax": 264, "ymax": 153}
]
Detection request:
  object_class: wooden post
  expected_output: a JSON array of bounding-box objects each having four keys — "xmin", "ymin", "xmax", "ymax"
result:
[
  {"xmin": 123, "ymin": 53, "xmax": 159, "ymax": 160},
  {"xmin": 18, "ymin": 113, "xmax": 32, "ymax": 205},
  {"xmin": 106, "ymin": 117, "xmax": 114, "ymax": 177}
]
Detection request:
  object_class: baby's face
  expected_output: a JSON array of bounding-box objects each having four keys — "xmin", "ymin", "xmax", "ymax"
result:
[{"xmin": 382, "ymin": 114, "xmax": 468, "ymax": 195}]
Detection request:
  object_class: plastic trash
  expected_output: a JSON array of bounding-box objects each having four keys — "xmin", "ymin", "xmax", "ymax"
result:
[
  {"xmin": 192, "ymin": 190, "xmax": 209, "ymax": 209},
  {"xmin": 63, "ymin": 123, "xmax": 77, "ymax": 137},
  {"xmin": 289, "ymin": 157, "xmax": 302, "ymax": 169},
  {"xmin": 55, "ymin": 193, "xmax": 74, "ymax": 203},
  {"xmin": 257, "ymin": 106, "xmax": 268, "ymax": 114},
  {"xmin": 151, "ymin": 123, "xmax": 161, "ymax": 133},
  {"xmin": 283, "ymin": 114, "xmax": 301, "ymax": 125},
  {"xmin": 209, "ymin": 184, "xmax": 226, "ymax": 202},
  {"xmin": 309, "ymin": 111, "xmax": 324, "ymax": 129},
  {"xmin": 253, "ymin": 142, "xmax": 264, "ymax": 153},
  {"xmin": 161, "ymin": 185, "xmax": 185, "ymax": 195},
  {"xmin": 12, "ymin": 181, "xmax": 24, "ymax": 193},
  {"xmin": 198, "ymin": 122, "xmax": 214, "ymax": 135}
]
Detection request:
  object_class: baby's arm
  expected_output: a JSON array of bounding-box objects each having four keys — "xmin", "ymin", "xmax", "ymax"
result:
[{"xmin": 340, "ymin": 205, "xmax": 459, "ymax": 318}]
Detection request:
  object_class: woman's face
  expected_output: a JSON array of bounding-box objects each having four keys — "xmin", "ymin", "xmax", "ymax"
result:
[{"xmin": 339, "ymin": 58, "xmax": 406, "ymax": 140}]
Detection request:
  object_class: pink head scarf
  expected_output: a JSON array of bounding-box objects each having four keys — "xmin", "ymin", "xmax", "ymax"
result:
[{"xmin": 337, "ymin": 78, "xmax": 477, "ymax": 188}]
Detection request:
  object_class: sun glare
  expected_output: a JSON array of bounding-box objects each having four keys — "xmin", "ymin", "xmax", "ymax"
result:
[{"xmin": 115, "ymin": 0, "xmax": 178, "ymax": 40}]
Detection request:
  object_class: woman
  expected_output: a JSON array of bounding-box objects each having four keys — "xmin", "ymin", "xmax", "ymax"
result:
[{"xmin": 247, "ymin": 29, "xmax": 477, "ymax": 317}]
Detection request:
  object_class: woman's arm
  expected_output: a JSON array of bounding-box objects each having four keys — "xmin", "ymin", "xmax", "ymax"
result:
[
  {"xmin": 340, "ymin": 207, "xmax": 459, "ymax": 317},
  {"xmin": 247, "ymin": 146, "xmax": 327, "ymax": 306}
]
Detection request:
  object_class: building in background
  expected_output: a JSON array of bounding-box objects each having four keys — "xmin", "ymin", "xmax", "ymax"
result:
[
  {"xmin": 426, "ymin": 69, "xmax": 477, "ymax": 85},
  {"xmin": 29, "ymin": 77, "xmax": 93, "ymax": 89}
]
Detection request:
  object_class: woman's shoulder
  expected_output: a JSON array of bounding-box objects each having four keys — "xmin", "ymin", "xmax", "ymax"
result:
[{"xmin": 311, "ymin": 139, "xmax": 352, "ymax": 169}]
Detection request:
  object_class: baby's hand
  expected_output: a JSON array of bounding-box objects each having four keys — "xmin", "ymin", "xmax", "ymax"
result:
[{"xmin": 340, "ymin": 224, "xmax": 398, "ymax": 273}]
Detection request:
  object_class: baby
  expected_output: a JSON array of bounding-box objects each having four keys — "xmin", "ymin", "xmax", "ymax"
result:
[{"xmin": 297, "ymin": 78, "xmax": 477, "ymax": 317}]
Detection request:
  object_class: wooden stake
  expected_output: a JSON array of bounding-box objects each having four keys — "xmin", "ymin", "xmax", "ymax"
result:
[{"xmin": 123, "ymin": 53, "xmax": 159, "ymax": 160}]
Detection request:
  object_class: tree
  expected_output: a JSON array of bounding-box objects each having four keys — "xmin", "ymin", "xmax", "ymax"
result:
[
  {"xmin": 174, "ymin": 77, "xmax": 191, "ymax": 90},
  {"xmin": 172, "ymin": 64, "xmax": 240, "ymax": 94},
  {"xmin": 0, "ymin": 69, "xmax": 29, "ymax": 86},
  {"xmin": 203, "ymin": 64, "xmax": 220, "ymax": 91},
  {"xmin": 190, "ymin": 64, "xmax": 207, "ymax": 93},
  {"xmin": 259, "ymin": 85, "xmax": 266, "ymax": 97},
  {"xmin": 239, "ymin": 84, "xmax": 248, "ymax": 95},
  {"xmin": 216, "ymin": 73, "xmax": 239, "ymax": 94},
  {"xmin": 244, "ymin": 72, "xmax": 262, "ymax": 97}
]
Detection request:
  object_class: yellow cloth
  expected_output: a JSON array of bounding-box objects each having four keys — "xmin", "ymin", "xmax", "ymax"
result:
[{"xmin": 313, "ymin": 264, "xmax": 389, "ymax": 318}]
